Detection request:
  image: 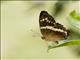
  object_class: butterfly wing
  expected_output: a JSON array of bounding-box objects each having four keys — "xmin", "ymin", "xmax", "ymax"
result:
[
  {"xmin": 39, "ymin": 11, "xmax": 69, "ymax": 41},
  {"xmin": 39, "ymin": 11, "xmax": 55, "ymax": 27}
]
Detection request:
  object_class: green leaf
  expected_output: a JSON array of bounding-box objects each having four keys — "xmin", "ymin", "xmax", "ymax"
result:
[
  {"xmin": 70, "ymin": 10, "xmax": 80, "ymax": 20},
  {"xmin": 48, "ymin": 40, "xmax": 80, "ymax": 51}
]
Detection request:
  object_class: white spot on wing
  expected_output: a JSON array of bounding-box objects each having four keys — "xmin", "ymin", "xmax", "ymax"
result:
[
  {"xmin": 49, "ymin": 21, "xmax": 50, "ymax": 23},
  {"xmin": 45, "ymin": 18, "xmax": 48, "ymax": 20},
  {"xmin": 40, "ymin": 19, "xmax": 45, "ymax": 22},
  {"xmin": 46, "ymin": 20, "xmax": 49, "ymax": 22}
]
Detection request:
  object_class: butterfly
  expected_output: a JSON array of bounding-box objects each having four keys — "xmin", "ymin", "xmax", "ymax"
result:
[{"xmin": 39, "ymin": 11, "xmax": 70, "ymax": 44}]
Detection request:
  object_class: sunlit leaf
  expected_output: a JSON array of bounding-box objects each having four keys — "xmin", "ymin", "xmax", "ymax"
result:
[
  {"xmin": 70, "ymin": 10, "xmax": 80, "ymax": 20},
  {"xmin": 48, "ymin": 40, "xmax": 80, "ymax": 51}
]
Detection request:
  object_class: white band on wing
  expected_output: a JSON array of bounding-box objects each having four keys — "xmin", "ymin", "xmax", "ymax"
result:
[{"xmin": 40, "ymin": 26, "xmax": 67, "ymax": 35}]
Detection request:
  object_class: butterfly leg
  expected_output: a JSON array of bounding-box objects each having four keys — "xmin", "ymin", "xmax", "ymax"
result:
[{"xmin": 41, "ymin": 36, "xmax": 45, "ymax": 40}]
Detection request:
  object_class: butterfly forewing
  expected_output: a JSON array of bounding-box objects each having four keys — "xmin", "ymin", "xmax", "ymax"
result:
[{"xmin": 39, "ymin": 11, "xmax": 55, "ymax": 27}]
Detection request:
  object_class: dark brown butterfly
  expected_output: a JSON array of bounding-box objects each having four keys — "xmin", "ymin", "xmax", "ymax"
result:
[{"xmin": 39, "ymin": 11, "xmax": 70, "ymax": 44}]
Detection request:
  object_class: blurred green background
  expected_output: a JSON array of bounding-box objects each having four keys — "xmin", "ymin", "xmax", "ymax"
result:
[{"xmin": 1, "ymin": 1, "xmax": 80, "ymax": 60}]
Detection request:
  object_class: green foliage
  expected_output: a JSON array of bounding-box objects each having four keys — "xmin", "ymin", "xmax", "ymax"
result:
[
  {"xmin": 70, "ymin": 10, "xmax": 80, "ymax": 20},
  {"xmin": 48, "ymin": 40, "xmax": 80, "ymax": 50}
]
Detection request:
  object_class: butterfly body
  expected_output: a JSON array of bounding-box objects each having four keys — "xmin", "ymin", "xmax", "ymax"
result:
[{"xmin": 39, "ymin": 11, "xmax": 70, "ymax": 43}]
